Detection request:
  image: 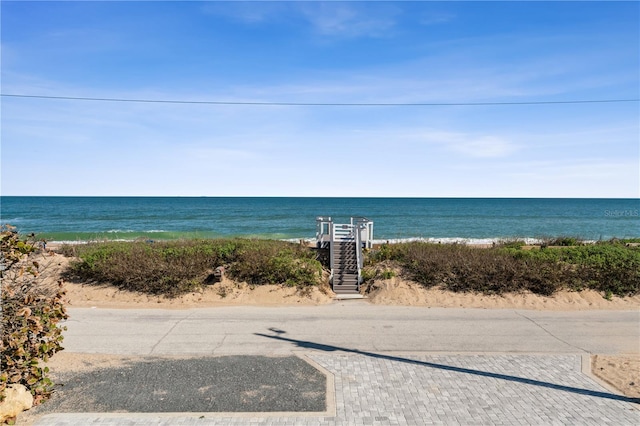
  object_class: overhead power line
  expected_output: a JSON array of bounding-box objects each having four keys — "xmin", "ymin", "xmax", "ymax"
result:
[{"xmin": 1, "ymin": 93, "xmax": 638, "ymax": 106}]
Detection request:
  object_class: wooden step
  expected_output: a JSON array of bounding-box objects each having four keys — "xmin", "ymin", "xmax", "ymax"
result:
[
  {"xmin": 333, "ymin": 286, "xmax": 359, "ymax": 294},
  {"xmin": 333, "ymin": 278, "xmax": 358, "ymax": 285},
  {"xmin": 334, "ymin": 276, "xmax": 358, "ymax": 282},
  {"xmin": 334, "ymin": 273, "xmax": 358, "ymax": 278},
  {"xmin": 331, "ymin": 239, "xmax": 360, "ymax": 293}
]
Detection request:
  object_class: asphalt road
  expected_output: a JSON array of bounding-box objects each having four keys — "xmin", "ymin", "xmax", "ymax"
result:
[{"xmin": 62, "ymin": 300, "xmax": 640, "ymax": 356}]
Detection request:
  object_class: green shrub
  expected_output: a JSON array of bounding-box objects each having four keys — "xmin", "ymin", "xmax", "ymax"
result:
[
  {"xmin": 369, "ymin": 243, "xmax": 405, "ymax": 263},
  {"xmin": 381, "ymin": 269, "xmax": 396, "ymax": 280},
  {"xmin": 360, "ymin": 267, "xmax": 376, "ymax": 282},
  {"xmin": 557, "ymin": 237, "xmax": 583, "ymax": 246},
  {"xmin": 406, "ymin": 244, "xmax": 565, "ymax": 295},
  {"xmin": 503, "ymin": 244, "xmax": 640, "ymax": 296},
  {"xmin": 496, "ymin": 239, "xmax": 526, "ymax": 249},
  {"xmin": 68, "ymin": 239, "xmax": 243, "ymax": 296},
  {"xmin": 1, "ymin": 226, "xmax": 68, "ymax": 406},
  {"xmin": 365, "ymin": 240, "xmax": 638, "ymax": 297},
  {"xmin": 227, "ymin": 240, "xmax": 322, "ymax": 287},
  {"xmin": 64, "ymin": 237, "xmax": 640, "ymax": 299},
  {"xmin": 624, "ymin": 238, "xmax": 640, "ymax": 244},
  {"xmin": 359, "ymin": 265, "xmax": 395, "ymax": 282},
  {"xmin": 67, "ymin": 239, "xmax": 323, "ymax": 296}
]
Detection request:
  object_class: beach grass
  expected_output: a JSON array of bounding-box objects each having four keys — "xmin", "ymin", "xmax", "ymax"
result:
[
  {"xmin": 60, "ymin": 238, "xmax": 639, "ymax": 298},
  {"xmin": 368, "ymin": 240, "xmax": 640, "ymax": 297},
  {"xmin": 62, "ymin": 239, "xmax": 323, "ymax": 297}
]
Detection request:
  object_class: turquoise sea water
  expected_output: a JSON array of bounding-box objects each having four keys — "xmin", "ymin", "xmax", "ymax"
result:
[{"xmin": 1, "ymin": 197, "xmax": 638, "ymax": 243}]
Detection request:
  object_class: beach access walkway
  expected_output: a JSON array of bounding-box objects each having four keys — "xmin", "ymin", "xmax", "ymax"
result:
[{"xmin": 31, "ymin": 302, "xmax": 639, "ymax": 425}]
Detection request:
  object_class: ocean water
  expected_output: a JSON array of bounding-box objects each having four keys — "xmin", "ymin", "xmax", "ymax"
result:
[{"xmin": 0, "ymin": 197, "xmax": 638, "ymax": 243}]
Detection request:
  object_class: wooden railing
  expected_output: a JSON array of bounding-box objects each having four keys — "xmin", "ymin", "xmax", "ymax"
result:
[{"xmin": 316, "ymin": 216, "xmax": 374, "ymax": 288}]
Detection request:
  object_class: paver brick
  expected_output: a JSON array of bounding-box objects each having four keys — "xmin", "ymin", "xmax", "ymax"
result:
[{"xmin": 37, "ymin": 354, "xmax": 639, "ymax": 425}]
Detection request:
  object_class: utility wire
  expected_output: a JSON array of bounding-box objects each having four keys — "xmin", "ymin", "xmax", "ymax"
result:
[{"xmin": 1, "ymin": 93, "xmax": 638, "ymax": 106}]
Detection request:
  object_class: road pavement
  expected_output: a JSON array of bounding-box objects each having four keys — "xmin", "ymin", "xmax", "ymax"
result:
[
  {"xmin": 30, "ymin": 300, "xmax": 640, "ymax": 425},
  {"xmin": 62, "ymin": 301, "xmax": 640, "ymax": 355}
]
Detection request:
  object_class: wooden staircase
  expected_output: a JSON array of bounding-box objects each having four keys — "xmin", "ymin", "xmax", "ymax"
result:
[
  {"xmin": 331, "ymin": 238, "xmax": 360, "ymax": 294},
  {"xmin": 316, "ymin": 217, "xmax": 374, "ymax": 296}
]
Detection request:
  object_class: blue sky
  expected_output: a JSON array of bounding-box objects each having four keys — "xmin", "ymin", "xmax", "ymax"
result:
[{"xmin": 1, "ymin": 1, "xmax": 638, "ymax": 197}]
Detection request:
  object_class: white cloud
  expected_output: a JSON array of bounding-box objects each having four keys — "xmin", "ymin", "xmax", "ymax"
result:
[
  {"xmin": 202, "ymin": 1, "xmax": 401, "ymax": 39},
  {"xmin": 419, "ymin": 12, "xmax": 455, "ymax": 26},
  {"xmin": 200, "ymin": 2, "xmax": 287, "ymax": 24},
  {"xmin": 2, "ymin": 36, "xmax": 636, "ymax": 197},
  {"xmin": 450, "ymin": 136, "xmax": 518, "ymax": 158},
  {"xmin": 407, "ymin": 130, "xmax": 518, "ymax": 159},
  {"xmin": 298, "ymin": 2, "xmax": 400, "ymax": 38}
]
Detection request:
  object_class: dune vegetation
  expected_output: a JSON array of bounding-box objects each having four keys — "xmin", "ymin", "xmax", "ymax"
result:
[
  {"xmin": 59, "ymin": 238, "xmax": 640, "ymax": 299},
  {"xmin": 60, "ymin": 239, "xmax": 323, "ymax": 297},
  {"xmin": 365, "ymin": 239, "xmax": 639, "ymax": 298}
]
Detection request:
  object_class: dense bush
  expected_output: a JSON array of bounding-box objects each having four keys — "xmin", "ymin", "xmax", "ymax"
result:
[
  {"xmin": 502, "ymin": 243, "xmax": 640, "ymax": 296},
  {"xmin": 0, "ymin": 226, "xmax": 67, "ymax": 405},
  {"xmin": 371, "ymin": 242, "xmax": 564, "ymax": 295},
  {"xmin": 66, "ymin": 239, "xmax": 322, "ymax": 296},
  {"xmin": 227, "ymin": 240, "xmax": 322, "ymax": 287},
  {"xmin": 66, "ymin": 240, "xmax": 231, "ymax": 296},
  {"xmin": 540, "ymin": 236, "xmax": 585, "ymax": 247},
  {"xmin": 369, "ymin": 241, "xmax": 639, "ymax": 297},
  {"xmin": 64, "ymin": 237, "xmax": 639, "ymax": 298}
]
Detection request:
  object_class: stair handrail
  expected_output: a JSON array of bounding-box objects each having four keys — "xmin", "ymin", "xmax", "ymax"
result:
[
  {"xmin": 329, "ymin": 221, "xmax": 355, "ymax": 282},
  {"xmin": 354, "ymin": 224, "xmax": 362, "ymax": 287},
  {"xmin": 329, "ymin": 221, "xmax": 335, "ymax": 283},
  {"xmin": 350, "ymin": 216, "xmax": 374, "ymax": 249},
  {"xmin": 316, "ymin": 217, "xmax": 374, "ymax": 292},
  {"xmin": 315, "ymin": 216, "xmax": 332, "ymax": 248}
]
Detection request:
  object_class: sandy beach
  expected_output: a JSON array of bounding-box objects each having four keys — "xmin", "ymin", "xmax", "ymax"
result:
[{"xmin": 24, "ymin": 251, "xmax": 640, "ymax": 400}]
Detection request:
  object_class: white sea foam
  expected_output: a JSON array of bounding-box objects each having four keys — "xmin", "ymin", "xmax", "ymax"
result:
[
  {"xmin": 51, "ymin": 236, "xmax": 599, "ymax": 245},
  {"xmin": 283, "ymin": 238, "xmax": 316, "ymax": 244},
  {"xmin": 286, "ymin": 237, "xmax": 550, "ymax": 246},
  {"xmin": 48, "ymin": 240, "xmax": 86, "ymax": 245},
  {"xmin": 105, "ymin": 229, "xmax": 167, "ymax": 233},
  {"xmin": 50, "ymin": 239, "xmax": 136, "ymax": 244},
  {"xmin": 373, "ymin": 237, "xmax": 545, "ymax": 245}
]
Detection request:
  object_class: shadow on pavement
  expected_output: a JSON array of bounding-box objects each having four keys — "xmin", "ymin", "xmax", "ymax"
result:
[{"xmin": 255, "ymin": 331, "xmax": 640, "ymax": 405}]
